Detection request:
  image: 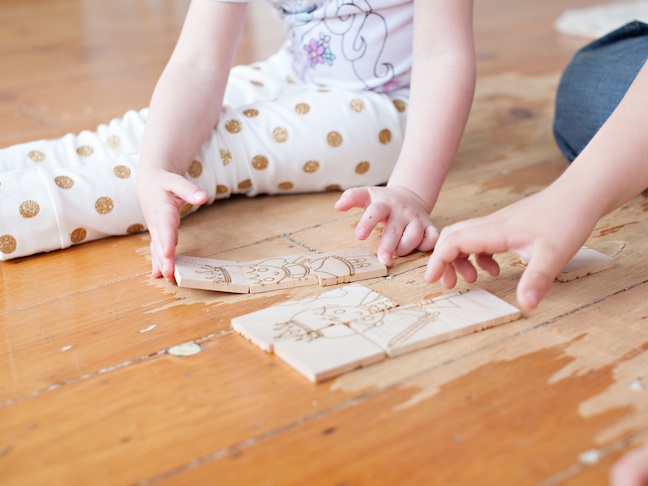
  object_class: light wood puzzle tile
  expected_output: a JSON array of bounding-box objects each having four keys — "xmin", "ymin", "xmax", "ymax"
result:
[
  {"xmin": 348, "ymin": 287, "xmax": 521, "ymax": 357},
  {"xmin": 174, "ymin": 247, "xmax": 387, "ymax": 294},
  {"xmin": 174, "ymin": 255, "xmax": 249, "ymax": 293},
  {"xmin": 273, "ymin": 323, "xmax": 386, "ymax": 383},
  {"xmin": 556, "ymin": 247, "xmax": 615, "ymax": 282},
  {"xmin": 239, "ymin": 254, "xmax": 320, "ymax": 293},
  {"xmin": 307, "ymin": 247, "xmax": 387, "ymax": 286},
  {"xmin": 231, "ymin": 284, "xmax": 398, "ymax": 353}
]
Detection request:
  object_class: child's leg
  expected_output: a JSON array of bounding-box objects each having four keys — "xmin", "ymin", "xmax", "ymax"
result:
[
  {"xmin": 0, "ymin": 51, "xmax": 406, "ymax": 260},
  {"xmin": 192, "ymin": 86, "xmax": 406, "ymax": 204},
  {"xmin": 193, "ymin": 49, "xmax": 407, "ymax": 200},
  {"xmin": 0, "ymin": 110, "xmax": 149, "ymax": 259},
  {"xmin": 553, "ymin": 21, "xmax": 648, "ymax": 161}
]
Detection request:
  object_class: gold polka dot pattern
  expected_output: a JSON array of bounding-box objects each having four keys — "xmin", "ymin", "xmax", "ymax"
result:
[
  {"xmin": 327, "ymin": 131, "xmax": 343, "ymax": 147},
  {"xmin": 95, "ymin": 197, "xmax": 114, "ymax": 215},
  {"xmin": 127, "ymin": 224, "xmax": 144, "ymax": 234},
  {"xmin": 350, "ymin": 99, "xmax": 365, "ymax": 112},
  {"xmin": 76, "ymin": 146, "xmax": 94, "ymax": 157},
  {"xmin": 355, "ymin": 161, "xmax": 370, "ymax": 174},
  {"xmin": 113, "ymin": 166, "xmax": 131, "ymax": 179},
  {"xmin": 243, "ymin": 109, "xmax": 259, "ymax": 118},
  {"xmin": 0, "ymin": 235, "xmax": 17, "ymax": 254},
  {"xmin": 28, "ymin": 150, "xmax": 45, "ymax": 163},
  {"xmin": 188, "ymin": 160, "xmax": 203, "ymax": 178},
  {"xmin": 250, "ymin": 80, "xmax": 264, "ymax": 87},
  {"xmin": 20, "ymin": 200, "xmax": 40, "ymax": 218},
  {"xmin": 105, "ymin": 135, "xmax": 121, "ymax": 149},
  {"xmin": 393, "ymin": 99, "xmax": 407, "ymax": 113},
  {"xmin": 238, "ymin": 179, "xmax": 252, "ymax": 190},
  {"xmin": 272, "ymin": 127, "xmax": 288, "ymax": 143},
  {"xmin": 278, "ymin": 181, "xmax": 294, "ymax": 190},
  {"xmin": 295, "ymin": 103, "xmax": 310, "ymax": 115},
  {"xmin": 180, "ymin": 203, "xmax": 193, "ymax": 216},
  {"xmin": 252, "ymin": 155, "xmax": 269, "ymax": 170},
  {"xmin": 325, "ymin": 184, "xmax": 342, "ymax": 192},
  {"xmin": 55, "ymin": 176, "xmax": 74, "ymax": 189},
  {"xmin": 303, "ymin": 160, "xmax": 320, "ymax": 173},
  {"xmin": 70, "ymin": 228, "xmax": 87, "ymax": 244},
  {"xmin": 216, "ymin": 184, "xmax": 229, "ymax": 195},
  {"xmin": 379, "ymin": 129, "xmax": 392, "ymax": 144},
  {"xmin": 286, "ymin": 75, "xmax": 296, "ymax": 84},
  {"xmin": 220, "ymin": 149, "xmax": 232, "ymax": 165},
  {"xmin": 225, "ymin": 120, "xmax": 242, "ymax": 134}
]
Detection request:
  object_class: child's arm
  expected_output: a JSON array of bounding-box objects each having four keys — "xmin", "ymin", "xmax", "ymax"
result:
[
  {"xmin": 136, "ymin": 0, "xmax": 247, "ymax": 280},
  {"xmin": 335, "ymin": 0, "xmax": 476, "ymax": 266},
  {"xmin": 425, "ymin": 60, "xmax": 648, "ymax": 309}
]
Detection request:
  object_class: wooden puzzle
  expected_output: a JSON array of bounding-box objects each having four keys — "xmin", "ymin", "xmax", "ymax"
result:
[
  {"xmin": 556, "ymin": 247, "xmax": 614, "ymax": 282},
  {"xmin": 174, "ymin": 247, "xmax": 388, "ymax": 293},
  {"xmin": 232, "ymin": 284, "xmax": 521, "ymax": 382},
  {"xmin": 348, "ymin": 287, "xmax": 520, "ymax": 357}
]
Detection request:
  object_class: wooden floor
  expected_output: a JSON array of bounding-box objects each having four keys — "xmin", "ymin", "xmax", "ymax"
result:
[{"xmin": 2, "ymin": 0, "xmax": 647, "ymax": 484}]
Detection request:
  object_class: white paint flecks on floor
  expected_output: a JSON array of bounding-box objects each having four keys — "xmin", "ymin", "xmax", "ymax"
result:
[{"xmin": 168, "ymin": 342, "xmax": 202, "ymax": 357}]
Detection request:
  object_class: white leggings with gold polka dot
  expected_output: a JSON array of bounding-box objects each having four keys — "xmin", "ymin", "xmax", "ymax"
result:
[{"xmin": 0, "ymin": 51, "xmax": 408, "ymax": 260}]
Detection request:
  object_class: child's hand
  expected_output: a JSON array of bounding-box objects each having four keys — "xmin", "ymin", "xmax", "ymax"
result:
[
  {"xmin": 424, "ymin": 188, "xmax": 598, "ymax": 309},
  {"xmin": 136, "ymin": 168, "xmax": 208, "ymax": 281},
  {"xmin": 334, "ymin": 185, "xmax": 439, "ymax": 266},
  {"xmin": 611, "ymin": 441, "xmax": 648, "ymax": 486}
]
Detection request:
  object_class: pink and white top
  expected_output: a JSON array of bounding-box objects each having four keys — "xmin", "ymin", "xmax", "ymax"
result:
[{"xmin": 214, "ymin": 0, "xmax": 413, "ymax": 95}]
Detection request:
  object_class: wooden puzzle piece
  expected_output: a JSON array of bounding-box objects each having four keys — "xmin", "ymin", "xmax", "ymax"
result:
[
  {"xmin": 231, "ymin": 284, "xmax": 398, "ymax": 353},
  {"xmin": 348, "ymin": 287, "xmax": 521, "ymax": 357},
  {"xmin": 306, "ymin": 247, "xmax": 388, "ymax": 286},
  {"xmin": 174, "ymin": 255, "xmax": 249, "ymax": 293},
  {"xmin": 239, "ymin": 254, "xmax": 320, "ymax": 293},
  {"xmin": 273, "ymin": 323, "xmax": 386, "ymax": 383},
  {"xmin": 175, "ymin": 247, "xmax": 387, "ymax": 293},
  {"xmin": 556, "ymin": 247, "xmax": 614, "ymax": 282}
]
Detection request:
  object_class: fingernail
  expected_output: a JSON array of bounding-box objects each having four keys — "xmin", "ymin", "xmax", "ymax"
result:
[
  {"xmin": 378, "ymin": 251, "xmax": 391, "ymax": 266},
  {"xmin": 194, "ymin": 190, "xmax": 207, "ymax": 201},
  {"xmin": 356, "ymin": 229, "xmax": 368, "ymax": 239}
]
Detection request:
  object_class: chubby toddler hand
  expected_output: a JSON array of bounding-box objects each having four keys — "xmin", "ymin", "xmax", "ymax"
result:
[
  {"xmin": 136, "ymin": 168, "xmax": 208, "ymax": 281},
  {"xmin": 334, "ymin": 184, "xmax": 438, "ymax": 266}
]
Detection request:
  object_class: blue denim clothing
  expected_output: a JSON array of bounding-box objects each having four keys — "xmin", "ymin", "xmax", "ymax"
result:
[{"xmin": 554, "ymin": 21, "xmax": 648, "ymax": 161}]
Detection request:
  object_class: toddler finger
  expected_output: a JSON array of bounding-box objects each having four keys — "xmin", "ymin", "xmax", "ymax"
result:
[
  {"xmin": 440, "ymin": 263, "xmax": 458, "ymax": 288},
  {"xmin": 452, "ymin": 257, "xmax": 478, "ymax": 284},
  {"xmin": 164, "ymin": 172, "xmax": 208, "ymax": 206},
  {"xmin": 334, "ymin": 187, "xmax": 370, "ymax": 211},
  {"xmin": 416, "ymin": 224, "xmax": 439, "ymax": 252},
  {"xmin": 517, "ymin": 244, "xmax": 567, "ymax": 309},
  {"xmin": 355, "ymin": 201, "xmax": 390, "ymax": 240},
  {"xmin": 395, "ymin": 220, "xmax": 424, "ymax": 256},
  {"xmin": 475, "ymin": 253, "xmax": 500, "ymax": 277}
]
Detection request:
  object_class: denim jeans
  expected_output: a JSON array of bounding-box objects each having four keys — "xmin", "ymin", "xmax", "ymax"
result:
[{"xmin": 554, "ymin": 21, "xmax": 648, "ymax": 161}]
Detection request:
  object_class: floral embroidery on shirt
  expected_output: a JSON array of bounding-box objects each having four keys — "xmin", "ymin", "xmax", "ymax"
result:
[{"xmin": 304, "ymin": 33, "xmax": 336, "ymax": 67}]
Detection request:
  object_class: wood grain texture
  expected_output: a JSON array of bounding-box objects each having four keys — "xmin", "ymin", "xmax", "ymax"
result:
[{"xmin": 1, "ymin": 0, "xmax": 647, "ymax": 485}]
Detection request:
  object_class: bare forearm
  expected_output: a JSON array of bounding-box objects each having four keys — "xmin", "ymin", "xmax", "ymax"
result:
[
  {"xmin": 552, "ymin": 60, "xmax": 648, "ymax": 219},
  {"xmin": 139, "ymin": 63, "xmax": 227, "ymax": 175},
  {"xmin": 388, "ymin": 54, "xmax": 475, "ymax": 210},
  {"xmin": 388, "ymin": 0, "xmax": 475, "ymax": 212},
  {"xmin": 139, "ymin": 0, "xmax": 246, "ymax": 176}
]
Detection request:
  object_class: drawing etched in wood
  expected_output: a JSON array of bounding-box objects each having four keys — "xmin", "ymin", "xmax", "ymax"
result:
[
  {"xmin": 348, "ymin": 287, "xmax": 521, "ymax": 357},
  {"xmin": 174, "ymin": 255, "xmax": 249, "ymax": 293},
  {"xmin": 232, "ymin": 285, "xmax": 521, "ymax": 382},
  {"xmin": 174, "ymin": 247, "xmax": 388, "ymax": 293},
  {"xmin": 231, "ymin": 284, "xmax": 398, "ymax": 354}
]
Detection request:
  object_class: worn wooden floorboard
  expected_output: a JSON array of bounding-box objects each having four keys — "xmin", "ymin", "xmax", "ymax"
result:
[{"xmin": 1, "ymin": 0, "xmax": 647, "ymax": 485}]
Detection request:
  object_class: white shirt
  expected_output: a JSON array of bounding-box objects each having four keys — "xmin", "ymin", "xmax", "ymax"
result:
[{"xmin": 215, "ymin": 0, "xmax": 413, "ymax": 95}]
